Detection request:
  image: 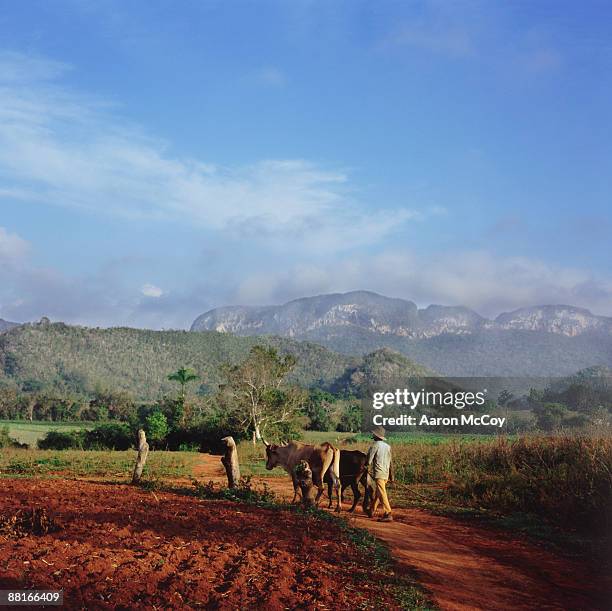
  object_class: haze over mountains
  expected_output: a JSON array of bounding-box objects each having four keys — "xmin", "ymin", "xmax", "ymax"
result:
[
  {"xmin": 192, "ymin": 291, "xmax": 612, "ymax": 376},
  {"xmin": 0, "ymin": 319, "xmax": 19, "ymax": 333},
  {"xmin": 2, "ymin": 291, "xmax": 611, "ymax": 380}
]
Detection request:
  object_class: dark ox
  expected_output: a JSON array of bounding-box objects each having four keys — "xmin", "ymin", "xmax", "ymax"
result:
[
  {"xmin": 264, "ymin": 440, "xmax": 342, "ymax": 512},
  {"xmin": 324, "ymin": 449, "xmax": 368, "ymax": 512}
]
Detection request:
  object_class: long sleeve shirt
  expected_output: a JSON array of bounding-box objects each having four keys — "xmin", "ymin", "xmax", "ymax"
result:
[{"xmin": 366, "ymin": 439, "xmax": 392, "ymax": 480}]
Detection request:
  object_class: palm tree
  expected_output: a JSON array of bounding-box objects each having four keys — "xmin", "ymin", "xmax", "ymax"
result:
[{"xmin": 168, "ymin": 367, "xmax": 199, "ymax": 401}]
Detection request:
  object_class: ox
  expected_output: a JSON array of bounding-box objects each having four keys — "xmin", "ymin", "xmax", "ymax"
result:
[
  {"xmin": 324, "ymin": 449, "xmax": 368, "ymax": 513},
  {"xmin": 264, "ymin": 440, "xmax": 342, "ymax": 512}
]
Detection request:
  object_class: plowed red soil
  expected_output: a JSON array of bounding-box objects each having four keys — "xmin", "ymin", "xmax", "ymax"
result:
[
  {"xmin": 2, "ymin": 454, "xmax": 610, "ymax": 611},
  {"xmin": 0, "ymin": 479, "xmax": 398, "ymax": 610}
]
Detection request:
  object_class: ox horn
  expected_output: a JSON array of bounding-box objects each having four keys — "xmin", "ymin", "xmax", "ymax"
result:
[{"xmin": 262, "ymin": 438, "xmax": 270, "ymax": 447}]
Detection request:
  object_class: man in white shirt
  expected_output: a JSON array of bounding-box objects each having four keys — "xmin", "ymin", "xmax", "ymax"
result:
[{"xmin": 366, "ymin": 425, "xmax": 393, "ymax": 522}]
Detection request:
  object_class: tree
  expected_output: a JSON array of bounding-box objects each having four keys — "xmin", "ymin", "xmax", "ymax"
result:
[
  {"xmin": 533, "ymin": 403, "xmax": 567, "ymax": 431},
  {"xmin": 336, "ymin": 401, "xmax": 362, "ymax": 433},
  {"xmin": 167, "ymin": 367, "xmax": 199, "ymax": 429},
  {"xmin": 21, "ymin": 379, "xmax": 44, "ymax": 393},
  {"xmin": 528, "ymin": 388, "xmax": 544, "ymax": 407},
  {"xmin": 89, "ymin": 388, "xmax": 135, "ymax": 421},
  {"xmin": 0, "ymin": 385, "xmax": 19, "ymax": 420},
  {"xmin": 220, "ymin": 345, "xmax": 300, "ymax": 444},
  {"xmin": 168, "ymin": 367, "xmax": 199, "ymax": 401},
  {"xmin": 304, "ymin": 389, "xmax": 335, "ymax": 431},
  {"xmin": 20, "ymin": 379, "xmax": 44, "ymax": 422},
  {"xmin": 144, "ymin": 411, "xmax": 168, "ymax": 446}
]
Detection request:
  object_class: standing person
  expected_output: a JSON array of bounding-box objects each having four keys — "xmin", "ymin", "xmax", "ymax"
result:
[{"xmin": 366, "ymin": 426, "xmax": 393, "ymax": 522}]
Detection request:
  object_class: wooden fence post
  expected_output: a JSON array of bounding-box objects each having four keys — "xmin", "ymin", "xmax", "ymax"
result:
[
  {"xmin": 131, "ymin": 429, "xmax": 149, "ymax": 484},
  {"xmin": 221, "ymin": 436, "xmax": 241, "ymax": 488}
]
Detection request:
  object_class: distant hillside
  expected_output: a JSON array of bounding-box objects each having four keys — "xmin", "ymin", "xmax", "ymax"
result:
[
  {"xmin": 192, "ymin": 291, "xmax": 612, "ymax": 376},
  {"xmin": 0, "ymin": 321, "xmax": 431, "ymax": 400},
  {"xmin": 0, "ymin": 319, "xmax": 19, "ymax": 333},
  {"xmin": 303, "ymin": 326, "xmax": 612, "ymax": 377},
  {"xmin": 330, "ymin": 348, "xmax": 434, "ymax": 396}
]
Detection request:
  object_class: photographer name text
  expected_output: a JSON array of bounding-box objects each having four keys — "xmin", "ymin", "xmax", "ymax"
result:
[{"xmin": 371, "ymin": 413, "xmax": 506, "ymax": 428}]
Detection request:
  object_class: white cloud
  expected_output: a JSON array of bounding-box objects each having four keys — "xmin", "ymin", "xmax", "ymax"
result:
[
  {"xmin": 0, "ymin": 50, "xmax": 591, "ymax": 328},
  {"xmin": 2, "ymin": 226, "xmax": 612, "ymax": 327},
  {"xmin": 0, "ymin": 51, "xmax": 413, "ymax": 253},
  {"xmin": 0, "ymin": 230, "xmax": 198, "ymax": 328},
  {"xmin": 234, "ymin": 250, "xmax": 612, "ymax": 318},
  {"xmin": 0, "ymin": 226, "xmax": 29, "ymax": 262},
  {"xmin": 141, "ymin": 283, "xmax": 163, "ymax": 298},
  {"xmin": 0, "ymin": 51, "xmax": 69, "ymax": 83}
]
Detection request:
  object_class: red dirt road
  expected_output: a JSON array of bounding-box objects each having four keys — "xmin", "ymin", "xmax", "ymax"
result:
[
  {"xmin": 194, "ymin": 453, "xmax": 611, "ymax": 611},
  {"xmin": 354, "ymin": 512, "xmax": 609, "ymax": 611}
]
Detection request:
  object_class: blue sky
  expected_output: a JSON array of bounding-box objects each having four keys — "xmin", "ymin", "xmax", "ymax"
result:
[{"xmin": 0, "ymin": 0, "xmax": 611, "ymax": 328}]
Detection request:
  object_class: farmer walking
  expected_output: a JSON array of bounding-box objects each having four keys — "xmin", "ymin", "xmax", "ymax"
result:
[{"xmin": 366, "ymin": 425, "xmax": 393, "ymax": 522}]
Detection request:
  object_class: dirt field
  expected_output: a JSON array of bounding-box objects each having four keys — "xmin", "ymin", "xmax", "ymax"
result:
[
  {"xmin": 0, "ymin": 479, "xmax": 399, "ymax": 610},
  {"xmin": 1, "ymin": 453, "xmax": 611, "ymax": 610}
]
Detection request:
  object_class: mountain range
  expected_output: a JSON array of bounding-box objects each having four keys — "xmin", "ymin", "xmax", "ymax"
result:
[
  {"xmin": 2, "ymin": 291, "xmax": 611, "ymax": 383},
  {"xmin": 191, "ymin": 291, "xmax": 612, "ymax": 376},
  {"xmin": 0, "ymin": 319, "xmax": 19, "ymax": 333}
]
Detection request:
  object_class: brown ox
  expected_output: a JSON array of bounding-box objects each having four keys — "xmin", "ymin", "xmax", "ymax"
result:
[
  {"xmin": 324, "ymin": 449, "xmax": 368, "ymax": 513},
  {"xmin": 264, "ymin": 440, "xmax": 342, "ymax": 512}
]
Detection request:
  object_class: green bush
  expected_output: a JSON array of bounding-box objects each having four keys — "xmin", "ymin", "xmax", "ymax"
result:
[
  {"xmin": 38, "ymin": 430, "xmax": 84, "ymax": 450},
  {"xmin": 83, "ymin": 422, "xmax": 132, "ymax": 450},
  {"xmin": 178, "ymin": 442, "xmax": 200, "ymax": 452},
  {"xmin": 38, "ymin": 423, "xmax": 132, "ymax": 450},
  {"xmin": 304, "ymin": 389, "xmax": 334, "ymax": 431},
  {"xmin": 144, "ymin": 411, "xmax": 169, "ymax": 445},
  {"xmin": 193, "ymin": 476, "xmax": 276, "ymax": 505},
  {"xmin": 0, "ymin": 425, "xmax": 21, "ymax": 448},
  {"xmin": 336, "ymin": 402, "xmax": 362, "ymax": 432},
  {"xmin": 165, "ymin": 418, "xmax": 247, "ymax": 453}
]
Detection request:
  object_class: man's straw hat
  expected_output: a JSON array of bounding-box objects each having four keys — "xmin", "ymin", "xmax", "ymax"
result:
[{"xmin": 372, "ymin": 425, "xmax": 386, "ymax": 440}]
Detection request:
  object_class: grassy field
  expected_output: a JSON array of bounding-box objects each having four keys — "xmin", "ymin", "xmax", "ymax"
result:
[
  {"xmin": 238, "ymin": 431, "xmax": 612, "ymax": 541},
  {"xmin": 3, "ymin": 423, "xmax": 610, "ymax": 545},
  {"xmin": 0, "ymin": 448, "xmax": 197, "ymax": 479},
  {"xmin": 0, "ymin": 420, "xmax": 95, "ymax": 447}
]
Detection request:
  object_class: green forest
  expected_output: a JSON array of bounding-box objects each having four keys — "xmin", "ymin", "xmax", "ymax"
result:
[
  {"xmin": 0, "ymin": 321, "xmax": 356, "ymax": 399},
  {"xmin": 1, "ymin": 321, "xmax": 610, "ymax": 453},
  {"xmin": 0, "ymin": 322, "xmax": 428, "ymax": 438}
]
